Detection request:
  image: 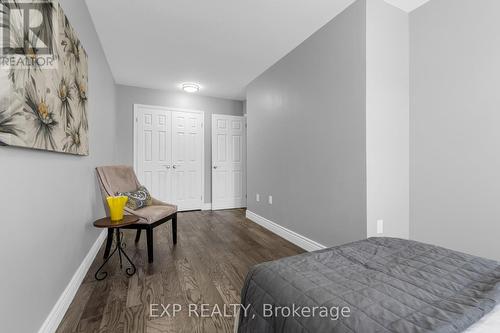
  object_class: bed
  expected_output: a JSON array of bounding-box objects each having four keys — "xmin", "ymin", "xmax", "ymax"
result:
[{"xmin": 237, "ymin": 238, "xmax": 500, "ymax": 333}]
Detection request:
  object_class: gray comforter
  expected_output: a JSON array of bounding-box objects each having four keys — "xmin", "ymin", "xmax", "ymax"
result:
[{"xmin": 238, "ymin": 238, "xmax": 500, "ymax": 333}]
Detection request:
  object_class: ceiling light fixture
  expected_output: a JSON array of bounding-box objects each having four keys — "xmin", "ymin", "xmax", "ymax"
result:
[{"xmin": 181, "ymin": 82, "xmax": 200, "ymax": 93}]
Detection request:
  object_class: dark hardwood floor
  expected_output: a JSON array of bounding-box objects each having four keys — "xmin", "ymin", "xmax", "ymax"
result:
[{"xmin": 56, "ymin": 209, "xmax": 304, "ymax": 333}]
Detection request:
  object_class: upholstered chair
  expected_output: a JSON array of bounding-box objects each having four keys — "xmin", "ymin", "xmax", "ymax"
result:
[{"xmin": 96, "ymin": 165, "xmax": 177, "ymax": 263}]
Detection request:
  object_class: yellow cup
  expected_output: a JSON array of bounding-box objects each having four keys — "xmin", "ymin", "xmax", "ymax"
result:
[{"xmin": 107, "ymin": 196, "xmax": 128, "ymax": 221}]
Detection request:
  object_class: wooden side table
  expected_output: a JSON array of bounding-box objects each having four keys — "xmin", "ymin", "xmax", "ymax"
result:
[{"xmin": 93, "ymin": 215, "xmax": 139, "ymax": 280}]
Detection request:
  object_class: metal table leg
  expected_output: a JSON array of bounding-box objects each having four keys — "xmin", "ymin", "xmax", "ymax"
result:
[{"xmin": 95, "ymin": 228, "xmax": 137, "ymax": 281}]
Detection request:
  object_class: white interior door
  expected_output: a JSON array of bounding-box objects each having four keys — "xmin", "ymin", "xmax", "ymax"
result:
[
  {"xmin": 171, "ymin": 111, "xmax": 204, "ymax": 211},
  {"xmin": 212, "ymin": 114, "xmax": 246, "ymax": 210},
  {"xmin": 135, "ymin": 105, "xmax": 172, "ymax": 203},
  {"xmin": 134, "ymin": 105, "xmax": 204, "ymax": 211}
]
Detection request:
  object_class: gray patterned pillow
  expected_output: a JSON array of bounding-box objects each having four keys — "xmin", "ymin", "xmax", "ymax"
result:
[{"xmin": 116, "ymin": 185, "xmax": 153, "ymax": 210}]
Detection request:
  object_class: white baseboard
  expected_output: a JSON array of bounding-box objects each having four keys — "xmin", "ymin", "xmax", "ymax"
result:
[
  {"xmin": 38, "ymin": 230, "xmax": 106, "ymax": 333},
  {"xmin": 202, "ymin": 203, "xmax": 212, "ymax": 211},
  {"xmin": 245, "ymin": 210, "xmax": 326, "ymax": 252}
]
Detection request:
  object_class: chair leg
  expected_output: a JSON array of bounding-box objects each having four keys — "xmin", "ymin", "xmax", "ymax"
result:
[
  {"xmin": 135, "ymin": 229, "xmax": 141, "ymax": 243},
  {"xmin": 172, "ymin": 213, "xmax": 177, "ymax": 245},
  {"xmin": 103, "ymin": 228, "xmax": 114, "ymax": 259},
  {"xmin": 146, "ymin": 228, "xmax": 154, "ymax": 263}
]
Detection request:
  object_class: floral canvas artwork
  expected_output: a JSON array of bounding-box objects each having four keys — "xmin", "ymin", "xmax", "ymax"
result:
[{"xmin": 0, "ymin": 0, "xmax": 89, "ymax": 155}]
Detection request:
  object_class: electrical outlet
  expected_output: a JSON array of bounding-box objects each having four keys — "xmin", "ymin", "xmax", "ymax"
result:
[
  {"xmin": 268, "ymin": 195, "xmax": 273, "ymax": 205},
  {"xmin": 256, "ymin": 194, "xmax": 260, "ymax": 202},
  {"xmin": 377, "ymin": 220, "xmax": 384, "ymax": 234}
]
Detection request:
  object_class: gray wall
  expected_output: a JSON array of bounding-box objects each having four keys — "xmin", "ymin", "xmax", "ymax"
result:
[
  {"xmin": 410, "ymin": 0, "xmax": 500, "ymax": 260},
  {"xmin": 0, "ymin": 1, "xmax": 118, "ymax": 332},
  {"xmin": 246, "ymin": 0, "xmax": 367, "ymax": 247},
  {"xmin": 366, "ymin": 0, "xmax": 409, "ymax": 238},
  {"xmin": 115, "ymin": 85, "xmax": 244, "ymax": 203}
]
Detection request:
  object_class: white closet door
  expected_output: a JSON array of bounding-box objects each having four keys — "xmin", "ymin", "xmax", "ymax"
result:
[
  {"xmin": 135, "ymin": 105, "xmax": 172, "ymax": 203},
  {"xmin": 171, "ymin": 111, "xmax": 203, "ymax": 211},
  {"xmin": 134, "ymin": 105, "xmax": 204, "ymax": 211},
  {"xmin": 212, "ymin": 114, "xmax": 246, "ymax": 210}
]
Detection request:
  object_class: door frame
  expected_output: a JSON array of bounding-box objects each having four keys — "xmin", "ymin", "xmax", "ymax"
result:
[
  {"xmin": 211, "ymin": 113, "xmax": 247, "ymax": 210},
  {"xmin": 133, "ymin": 103, "xmax": 205, "ymax": 208}
]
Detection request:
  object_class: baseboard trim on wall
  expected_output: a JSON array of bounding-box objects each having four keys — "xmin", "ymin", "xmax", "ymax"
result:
[
  {"xmin": 245, "ymin": 210, "xmax": 326, "ymax": 252},
  {"xmin": 38, "ymin": 230, "xmax": 106, "ymax": 333},
  {"xmin": 202, "ymin": 203, "xmax": 212, "ymax": 211}
]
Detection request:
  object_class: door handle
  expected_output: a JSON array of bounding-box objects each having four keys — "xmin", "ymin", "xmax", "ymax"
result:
[
  {"xmin": 213, "ymin": 165, "xmax": 218, "ymax": 169},
  {"xmin": 163, "ymin": 165, "xmax": 171, "ymax": 169},
  {"xmin": 172, "ymin": 165, "xmax": 177, "ymax": 169}
]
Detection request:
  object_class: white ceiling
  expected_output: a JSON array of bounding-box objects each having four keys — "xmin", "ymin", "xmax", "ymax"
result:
[
  {"xmin": 85, "ymin": 0, "xmax": 431, "ymax": 101},
  {"xmin": 85, "ymin": 0, "xmax": 357, "ymax": 100},
  {"xmin": 383, "ymin": 0, "xmax": 432, "ymax": 12}
]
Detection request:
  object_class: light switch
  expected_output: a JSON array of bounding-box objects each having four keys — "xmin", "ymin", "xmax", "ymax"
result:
[
  {"xmin": 268, "ymin": 195, "xmax": 273, "ymax": 205},
  {"xmin": 256, "ymin": 194, "xmax": 260, "ymax": 202}
]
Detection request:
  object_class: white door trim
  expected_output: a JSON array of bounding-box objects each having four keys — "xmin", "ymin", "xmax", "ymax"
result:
[{"xmin": 133, "ymin": 104, "xmax": 205, "ymax": 208}]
